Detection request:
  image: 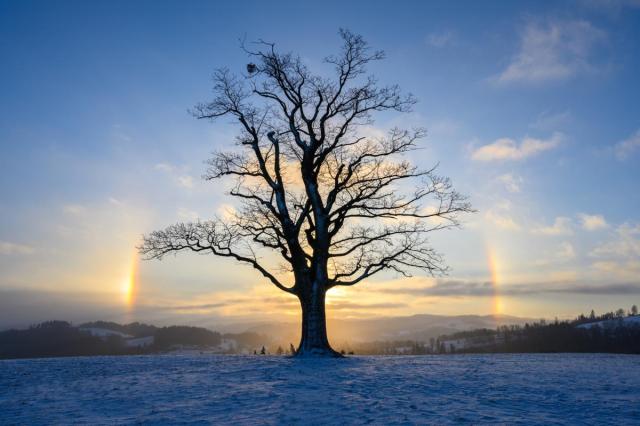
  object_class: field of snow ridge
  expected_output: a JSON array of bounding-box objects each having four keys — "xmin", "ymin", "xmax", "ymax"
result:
[{"xmin": 1, "ymin": 354, "xmax": 639, "ymax": 425}]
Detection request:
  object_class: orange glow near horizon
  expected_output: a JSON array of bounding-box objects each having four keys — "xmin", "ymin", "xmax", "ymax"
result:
[
  {"xmin": 122, "ymin": 250, "xmax": 139, "ymax": 308},
  {"xmin": 486, "ymin": 246, "xmax": 503, "ymax": 315}
]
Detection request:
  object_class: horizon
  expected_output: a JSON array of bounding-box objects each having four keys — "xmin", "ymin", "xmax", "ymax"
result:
[
  {"xmin": 0, "ymin": 287, "xmax": 628, "ymax": 332},
  {"xmin": 0, "ymin": 288, "xmax": 547, "ymax": 332},
  {"xmin": 1, "ymin": 0, "xmax": 640, "ymax": 331}
]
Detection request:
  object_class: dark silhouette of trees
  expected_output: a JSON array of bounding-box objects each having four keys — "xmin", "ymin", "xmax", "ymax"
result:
[
  {"xmin": 0, "ymin": 321, "xmax": 123, "ymax": 359},
  {"xmin": 2, "ymin": 305, "xmax": 639, "ymax": 359},
  {"xmin": 139, "ymin": 30, "xmax": 473, "ymax": 357},
  {"xmin": 223, "ymin": 331, "xmax": 268, "ymax": 350},
  {"xmin": 80, "ymin": 321, "xmax": 157, "ymax": 337},
  {"xmin": 0, "ymin": 321, "xmax": 230, "ymax": 359},
  {"xmin": 437, "ymin": 307, "xmax": 640, "ymax": 354},
  {"xmin": 154, "ymin": 326, "xmax": 221, "ymax": 349}
]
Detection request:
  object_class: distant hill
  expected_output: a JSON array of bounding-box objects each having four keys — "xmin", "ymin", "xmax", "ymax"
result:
[
  {"xmin": 576, "ymin": 316, "xmax": 640, "ymax": 330},
  {"xmin": 0, "ymin": 314, "xmax": 535, "ymax": 359},
  {"xmin": 218, "ymin": 313, "xmax": 535, "ymax": 346},
  {"xmin": 0, "ymin": 321, "xmax": 225, "ymax": 359},
  {"xmin": 3, "ymin": 311, "xmax": 638, "ymax": 359},
  {"xmin": 435, "ymin": 314, "xmax": 640, "ymax": 354}
]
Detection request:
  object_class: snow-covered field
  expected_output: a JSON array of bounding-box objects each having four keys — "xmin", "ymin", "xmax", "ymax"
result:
[{"xmin": 1, "ymin": 354, "xmax": 639, "ymax": 425}]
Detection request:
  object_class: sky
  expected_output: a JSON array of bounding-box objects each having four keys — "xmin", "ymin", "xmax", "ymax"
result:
[{"xmin": 1, "ymin": 0, "xmax": 639, "ymax": 329}]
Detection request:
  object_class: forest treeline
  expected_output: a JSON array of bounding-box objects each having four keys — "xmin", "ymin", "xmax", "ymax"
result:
[
  {"xmin": 331, "ymin": 307, "xmax": 640, "ymax": 355},
  {"xmin": 433, "ymin": 306, "xmax": 640, "ymax": 355},
  {"xmin": 0, "ymin": 320, "xmax": 264, "ymax": 359},
  {"xmin": 1, "ymin": 306, "xmax": 639, "ymax": 359}
]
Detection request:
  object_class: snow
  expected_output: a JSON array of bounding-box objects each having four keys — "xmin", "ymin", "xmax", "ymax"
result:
[
  {"xmin": 125, "ymin": 336, "xmax": 154, "ymax": 348},
  {"xmin": 79, "ymin": 327, "xmax": 132, "ymax": 339},
  {"xmin": 1, "ymin": 354, "xmax": 639, "ymax": 424},
  {"xmin": 577, "ymin": 316, "xmax": 640, "ymax": 329}
]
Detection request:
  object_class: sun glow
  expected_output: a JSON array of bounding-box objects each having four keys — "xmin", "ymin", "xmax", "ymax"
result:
[
  {"xmin": 326, "ymin": 285, "xmax": 348, "ymax": 302},
  {"xmin": 486, "ymin": 246, "xmax": 503, "ymax": 315},
  {"xmin": 122, "ymin": 250, "xmax": 139, "ymax": 308}
]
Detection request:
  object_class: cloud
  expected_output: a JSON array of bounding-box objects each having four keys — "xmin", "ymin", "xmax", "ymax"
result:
[
  {"xmin": 177, "ymin": 207, "xmax": 199, "ymax": 221},
  {"xmin": 529, "ymin": 110, "xmax": 571, "ymax": 131},
  {"xmin": 591, "ymin": 260, "xmax": 640, "ymax": 280},
  {"xmin": 154, "ymin": 162, "xmax": 174, "ymax": 173},
  {"xmin": 483, "ymin": 200, "xmax": 520, "ymax": 231},
  {"xmin": 580, "ymin": 0, "xmax": 640, "ymax": 15},
  {"xmin": 485, "ymin": 210, "xmax": 520, "ymax": 231},
  {"xmin": 328, "ymin": 301, "xmax": 408, "ymax": 310},
  {"xmin": 150, "ymin": 302, "xmax": 233, "ymax": 312},
  {"xmin": 588, "ymin": 223, "xmax": 640, "ymax": 280},
  {"xmin": 496, "ymin": 173, "xmax": 523, "ymax": 193},
  {"xmin": 556, "ymin": 242, "xmax": 576, "ymax": 260},
  {"xmin": 590, "ymin": 223, "xmax": 640, "ymax": 259},
  {"xmin": 532, "ymin": 216, "xmax": 573, "ymax": 236},
  {"xmin": 377, "ymin": 279, "xmax": 640, "ymax": 297},
  {"xmin": 495, "ymin": 19, "xmax": 606, "ymax": 84},
  {"xmin": 155, "ymin": 162, "xmax": 196, "ymax": 189},
  {"xmin": 614, "ymin": 129, "xmax": 640, "ymax": 160},
  {"xmin": 0, "ymin": 241, "xmax": 35, "ymax": 255},
  {"xmin": 567, "ymin": 282, "xmax": 640, "ymax": 294},
  {"xmin": 426, "ymin": 30, "xmax": 454, "ymax": 48},
  {"xmin": 379, "ymin": 280, "xmax": 495, "ymax": 297},
  {"xmin": 471, "ymin": 133, "xmax": 562, "ymax": 162},
  {"xmin": 578, "ymin": 213, "xmax": 608, "ymax": 231},
  {"xmin": 177, "ymin": 175, "xmax": 194, "ymax": 188},
  {"xmin": 63, "ymin": 204, "xmax": 87, "ymax": 215},
  {"xmin": 533, "ymin": 241, "xmax": 577, "ymax": 266},
  {"xmin": 216, "ymin": 203, "xmax": 237, "ymax": 220}
]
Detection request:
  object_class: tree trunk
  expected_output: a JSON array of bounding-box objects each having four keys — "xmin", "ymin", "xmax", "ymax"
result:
[{"xmin": 296, "ymin": 283, "xmax": 341, "ymax": 357}]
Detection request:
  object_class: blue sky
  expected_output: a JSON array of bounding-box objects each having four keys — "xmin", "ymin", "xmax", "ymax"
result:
[{"xmin": 1, "ymin": 0, "xmax": 639, "ymax": 327}]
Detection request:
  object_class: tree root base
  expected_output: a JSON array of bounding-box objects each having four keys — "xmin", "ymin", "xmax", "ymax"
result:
[{"xmin": 294, "ymin": 347, "xmax": 344, "ymax": 358}]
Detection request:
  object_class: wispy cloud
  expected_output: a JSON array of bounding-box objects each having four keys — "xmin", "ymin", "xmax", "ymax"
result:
[
  {"xmin": 63, "ymin": 204, "xmax": 87, "ymax": 215},
  {"xmin": 556, "ymin": 241, "xmax": 577, "ymax": 260},
  {"xmin": 328, "ymin": 301, "xmax": 408, "ymax": 310},
  {"xmin": 529, "ymin": 110, "xmax": 571, "ymax": 131},
  {"xmin": 377, "ymin": 279, "xmax": 640, "ymax": 297},
  {"xmin": 0, "ymin": 241, "xmax": 35, "ymax": 255},
  {"xmin": 496, "ymin": 173, "xmax": 523, "ymax": 193},
  {"xmin": 154, "ymin": 162, "xmax": 174, "ymax": 173},
  {"xmin": 155, "ymin": 162, "xmax": 195, "ymax": 188},
  {"xmin": 533, "ymin": 241, "xmax": 577, "ymax": 267},
  {"xmin": 426, "ymin": 30, "xmax": 454, "ymax": 48},
  {"xmin": 591, "ymin": 223, "xmax": 640, "ymax": 259},
  {"xmin": 177, "ymin": 175, "xmax": 193, "ymax": 188},
  {"xmin": 532, "ymin": 216, "xmax": 573, "ymax": 236},
  {"xmin": 578, "ymin": 213, "xmax": 608, "ymax": 231},
  {"xmin": 471, "ymin": 133, "xmax": 562, "ymax": 162},
  {"xmin": 485, "ymin": 210, "xmax": 521, "ymax": 231},
  {"xmin": 141, "ymin": 293, "xmax": 407, "ymax": 316},
  {"xmin": 591, "ymin": 259, "xmax": 640, "ymax": 281},
  {"xmin": 588, "ymin": 223, "xmax": 640, "ymax": 280},
  {"xmin": 580, "ymin": 0, "xmax": 640, "ymax": 16},
  {"xmin": 614, "ymin": 129, "xmax": 640, "ymax": 160},
  {"xmin": 177, "ymin": 207, "xmax": 199, "ymax": 221},
  {"xmin": 495, "ymin": 20, "xmax": 605, "ymax": 84}
]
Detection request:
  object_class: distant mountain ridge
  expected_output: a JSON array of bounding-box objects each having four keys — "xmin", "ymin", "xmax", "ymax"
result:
[
  {"xmin": 4, "ymin": 311, "xmax": 638, "ymax": 359},
  {"xmin": 218, "ymin": 313, "xmax": 535, "ymax": 346}
]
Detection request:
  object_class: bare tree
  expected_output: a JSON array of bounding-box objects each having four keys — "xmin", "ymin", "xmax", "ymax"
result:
[{"xmin": 140, "ymin": 30, "xmax": 473, "ymax": 357}]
